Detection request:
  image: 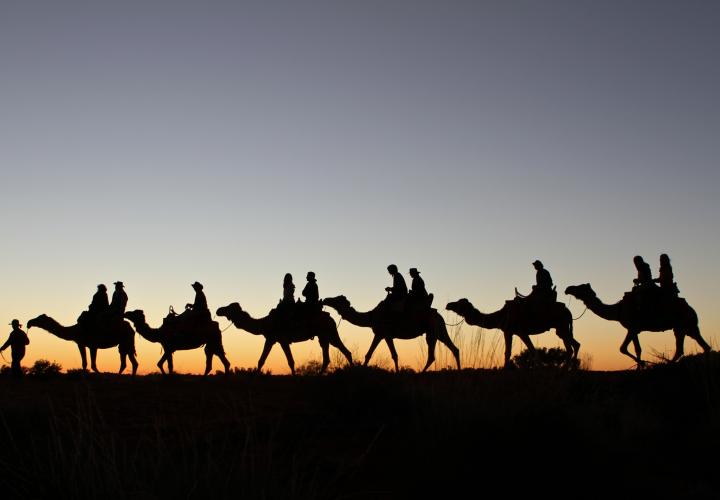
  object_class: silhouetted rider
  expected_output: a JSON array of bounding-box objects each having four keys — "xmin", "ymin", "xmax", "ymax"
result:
[
  {"xmin": 282, "ymin": 273, "xmax": 295, "ymax": 304},
  {"xmin": 89, "ymin": 284, "xmax": 109, "ymax": 314},
  {"xmin": 532, "ymin": 260, "xmax": 553, "ymax": 293},
  {"xmin": 185, "ymin": 281, "xmax": 211, "ymax": 321},
  {"xmin": 109, "ymin": 281, "xmax": 128, "ymax": 316},
  {"xmin": 302, "ymin": 271, "xmax": 319, "ymax": 305},
  {"xmin": 385, "ymin": 264, "xmax": 408, "ymax": 298},
  {"xmin": 654, "ymin": 253, "xmax": 679, "ymax": 295},
  {"xmin": 632, "ymin": 256, "xmax": 654, "ymax": 288},
  {"xmin": 408, "ymin": 268, "xmax": 428, "ymax": 299}
]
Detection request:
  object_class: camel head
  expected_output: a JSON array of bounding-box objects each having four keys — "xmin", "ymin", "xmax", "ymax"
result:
[
  {"xmin": 216, "ymin": 302, "xmax": 246, "ymax": 320},
  {"xmin": 123, "ymin": 310, "xmax": 146, "ymax": 325},
  {"xmin": 27, "ymin": 314, "xmax": 50, "ymax": 330},
  {"xmin": 565, "ymin": 284, "xmax": 597, "ymax": 303},
  {"xmin": 446, "ymin": 298, "xmax": 473, "ymax": 316},
  {"xmin": 321, "ymin": 295, "xmax": 350, "ymax": 310}
]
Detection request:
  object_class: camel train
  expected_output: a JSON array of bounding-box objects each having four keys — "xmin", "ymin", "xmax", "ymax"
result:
[{"xmin": 18, "ymin": 257, "xmax": 712, "ymax": 375}]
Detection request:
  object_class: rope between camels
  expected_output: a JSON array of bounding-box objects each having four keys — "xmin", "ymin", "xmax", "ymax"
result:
[
  {"xmin": 445, "ymin": 318, "xmax": 465, "ymax": 327},
  {"xmin": 572, "ymin": 306, "xmax": 588, "ymax": 321}
]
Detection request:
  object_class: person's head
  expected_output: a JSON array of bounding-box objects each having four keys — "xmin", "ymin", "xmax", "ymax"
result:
[
  {"xmin": 10, "ymin": 319, "xmax": 21, "ymax": 329},
  {"xmin": 387, "ymin": 264, "xmax": 398, "ymax": 275},
  {"xmin": 532, "ymin": 260, "xmax": 543, "ymax": 270},
  {"xmin": 306, "ymin": 272, "xmax": 316, "ymax": 282},
  {"xmin": 191, "ymin": 281, "xmax": 203, "ymax": 291},
  {"xmin": 409, "ymin": 268, "xmax": 419, "ymax": 277},
  {"xmin": 114, "ymin": 281, "xmax": 124, "ymax": 289},
  {"xmin": 284, "ymin": 273, "xmax": 293, "ymax": 285},
  {"xmin": 97, "ymin": 284, "xmax": 107, "ymax": 292},
  {"xmin": 660, "ymin": 254, "xmax": 670, "ymax": 265},
  {"xmin": 633, "ymin": 255, "xmax": 645, "ymax": 267}
]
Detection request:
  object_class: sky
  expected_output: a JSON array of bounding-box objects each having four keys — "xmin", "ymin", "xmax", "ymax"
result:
[{"xmin": 1, "ymin": 0, "xmax": 719, "ymax": 373}]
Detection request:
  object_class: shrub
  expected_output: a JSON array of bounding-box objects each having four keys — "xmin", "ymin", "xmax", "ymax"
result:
[
  {"xmin": 511, "ymin": 347, "xmax": 581, "ymax": 370},
  {"xmin": 27, "ymin": 359, "xmax": 63, "ymax": 378}
]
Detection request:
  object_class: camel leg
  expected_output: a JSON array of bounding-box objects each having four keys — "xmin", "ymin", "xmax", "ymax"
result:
[
  {"xmin": 90, "ymin": 348, "xmax": 100, "ymax": 373},
  {"xmin": 215, "ymin": 347, "xmax": 231, "ymax": 374},
  {"xmin": 363, "ymin": 335, "xmax": 383, "ymax": 367},
  {"xmin": 436, "ymin": 328, "xmax": 461, "ymax": 370},
  {"xmin": 619, "ymin": 331, "xmax": 642, "ymax": 366},
  {"xmin": 421, "ymin": 335, "xmax": 437, "ymax": 373},
  {"xmin": 280, "ymin": 342, "xmax": 295, "ymax": 375},
  {"xmin": 78, "ymin": 345, "xmax": 88, "ymax": 371},
  {"xmin": 203, "ymin": 346, "xmax": 213, "ymax": 376},
  {"xmin": 167, "ymin": 353, "xmax": 174, "ymax": 374},
  {"xmin": 503, "ymin": 331, "xmax": 513, "ymax": 368},
  {"xmin": 118, "ymin": 351, "xmax": 127, "ymax": 374},
  {"xmin": 671, "ymin": 329, "xmax": 685, "ymax": 362},
  {"xmin": 257, "ymin": 339, "xmax": 274, "ymax": 373},
  {"xmin": 518, "ymin": 334, "xmax": 537, "ymax": 366},
  {"xmin": 319, "ymin": 340, "xmax": 331, "ymax": 374},
  {"xmin": 686, "ymin": 325, "xmax": 712, "ymax": 353},
  {"xmin": 157, "ymin": 354, "xmax": 167, "ymax": 374},
  {"xmin": 384, "ymin": 338, "xmax": 400, "ymax": 372},
  {"xmin": 330, "ymin": 334, "xmax": 354, "ymax": 366},
  {"xmin": 130, "ymin": 355, "xmax": 138, "ymax": 375}
]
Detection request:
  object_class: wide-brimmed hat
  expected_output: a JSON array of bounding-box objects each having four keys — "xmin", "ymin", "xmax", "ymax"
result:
[
  {"xmin": 9, "ymin": 319, "xmax": 21, "ymax": 327},
  {"xmin": 409, "ymin": 268, "xmax": 419, "ymax": 274}
]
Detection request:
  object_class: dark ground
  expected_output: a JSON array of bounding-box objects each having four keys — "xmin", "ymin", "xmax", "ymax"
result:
[{"xmin": 1, "ymin": 354, "xmax": 718, "ymax": 500}]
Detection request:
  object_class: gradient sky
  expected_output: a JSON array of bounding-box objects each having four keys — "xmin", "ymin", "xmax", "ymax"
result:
[{"xmin": 1, "ymin": 0, "xmax": 719, "ymax": 373}]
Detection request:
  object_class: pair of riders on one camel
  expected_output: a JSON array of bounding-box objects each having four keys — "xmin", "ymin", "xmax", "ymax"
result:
[
  {"xmin": 630, "ymin": 254, "xmax": 680, "ymax": 309},
  {"xmin": 382, "ymin": 264, "xmax": 434, "ymax": 314},
  {"xmin": 271, "ymin": 271, "xmax": 325, "ymax": 327},
  {"xmin": 78, "ymin": 281, "xmax": 128, "ymax": 330}
]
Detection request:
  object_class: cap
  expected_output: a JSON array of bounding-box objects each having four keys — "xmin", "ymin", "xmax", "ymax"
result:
[{"xmin": 191, "ymin": 281, "xmax": 203, "ymax": 289}]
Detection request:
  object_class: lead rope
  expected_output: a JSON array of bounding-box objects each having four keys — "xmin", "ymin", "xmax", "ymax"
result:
[{"xmin": 567, "ymin": 295, "xmax": 588, "ymax": 321}]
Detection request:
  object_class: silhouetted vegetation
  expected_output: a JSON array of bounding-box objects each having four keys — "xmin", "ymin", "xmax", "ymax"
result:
[
  {"xmin": 511, "ymin": 346, "xmax": 582, "ymax": 370},
  {"xmin": 0, "ymin": 355, "xmax": 718, "ymax": 499}
]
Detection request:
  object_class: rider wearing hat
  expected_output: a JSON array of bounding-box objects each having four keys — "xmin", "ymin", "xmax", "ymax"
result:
[
  {"xmin": 109, "ymin": 281, "xmax": 128, "ymax": 316},
  {"xmin": 302, "ymin": 271, "xmax": 319, "ymax": 306},
  {"xmin": 186, "ymin": 282, "xmax": 211, "ymax": 321},
  {"xmin": 408, "ymin": 268, "xmax": 428, "ymax": 300},
  {"xmin": 1, "ymin": 320, "xmax": 29, "ymax": 376}
]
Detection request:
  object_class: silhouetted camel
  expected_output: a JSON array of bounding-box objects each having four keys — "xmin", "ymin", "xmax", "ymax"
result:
[
  {"xmin": 27, "ymin": 314, "xmax": 138, "ymax": 374},
  {"xmin": 216, "ymin": 303, "xmax": 353, "ymax": 374},
  {"xmin": 124, "ymin": 310, "xmax": 231, "ymax": 375},
  {"xmin": 321, "ymin": 295, "xmax": 460, "ymax": 372},
  {"xmin": 445, "ymin": 298, "xmax": 578, "ymax": 368},
  {"xmin": 565, "ymin": 283, "xmax": 711, "ymax": 366}
]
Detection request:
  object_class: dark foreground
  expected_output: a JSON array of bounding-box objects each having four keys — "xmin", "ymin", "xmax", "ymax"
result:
[{"xmin": 1, "ymin": 355, "xmax": 719, "ymax": 500}]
